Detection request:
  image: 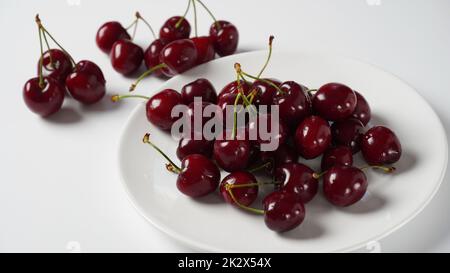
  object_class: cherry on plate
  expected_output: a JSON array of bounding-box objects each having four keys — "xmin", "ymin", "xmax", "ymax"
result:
[
  {"xmin": 273, "ymin": 81, "xmax": 311, "ymax": 127},
  {"xmin": 321, "ymin": 146, "xmax": 353, "ymax": 171},
  {"xmin": 275, "ymin": 162, "xmax": 318, "ymax": 204},
  {"xmin": 361, "ymin": 126, "xmax": 402, "ymax": 165},
  {"xmin": 295, "ymin": 115, "xmax": 331, "ymax": 159},
  {"xmin": 220, "ymin": 171, "xmax": 258, "ymax": 207},
  {"xmin": 263, "ymin": 191, "xmax": 305, "ymax": 232},
  {"xmin": 181, "ymin": 78, "xmax": 217, "ymax": 104},
  {"xmin": 312, "ymin": 83, "xmax": 357, "ymax": 121},
  {"xmin": 331, "ymin": 118, "xmax": 364, "ymax": 153},
  {"xmin": 352, "ymin": 91, "xmax": 371, "ymax": 126},
  {"xmin": 177, "ymin": 154, "xmax": 220, "ymax": 197}
]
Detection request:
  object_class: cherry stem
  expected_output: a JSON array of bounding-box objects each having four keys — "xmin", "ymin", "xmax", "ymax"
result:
[
  {"xmin": 235, "ymin": 62, "xmax": 284, "ymax": 95},
  {"xmin": 131, "ymin": 18, "xmax": 139, "ymax": 41},
  {"xmin": 135, "ymin": 12, "xmax": 156, "ymax": 39},
  {"xmin": 111, "ymin": 94, "xmax": 150, "ymax": 102},
  {"xmin": 192, "ymin": 0, "xmax": 198, "ymax": 37},
  {"xmin": 256, "ymin": 36, "xmax": 274, "ymax": 79},
  {"xmin": 248, "ymin": 161, "xmax": 272, "ymax": 173},
  {"xmin": 176, "ymin": 0, "xmax": 192, "ymax": 28},
  {"xmin": 361, "ymin": 165, "xmax": 396, "ymax": 173},
  {"xmin": 42, "ymin": 31, "xmax": 56, "ymax": 71},
  {"xmin": 225, "ymin": 184, "xmax": 265, "ymax": 215},
  {"xmin": 143, "ymin": 133, "xmax": 181, "ymax": 174},
  {"xmin": 129, "ymin": 63, "xmax": 168, "ymax": 91},
  {"xmin": 35, "ymin": 15, "xmax": 76, "ymax": 66},
  {"xmin": 312, "ymin": 171, "xmax": 325, "ymax": 179},
  {"xmin": 126, "ymin": 18, "xmax": 138, "ymax": 30},
  {"xmin": 231, "ymin": 92, "xmax": 242, "ymax": 140},
  {"xmin": 195, "ymin": 0, "xmax": 220, "ymax": 30},
  {"xmin": 37, "ymin": 25, "xmax": 45, "ymax": 89}
]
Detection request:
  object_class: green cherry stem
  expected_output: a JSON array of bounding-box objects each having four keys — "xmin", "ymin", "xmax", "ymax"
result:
[
  {"xmin": 225, "ymin": 183, "xmax": 267, "ymax": 215},
  {"xmin": 176, "ymin": 0, "xmax": 192, "ymax": 28},
  {"xmin": 256, "ymin": 35, "xmax": 274, "ymax": 79},
  {"xmin": 111, "ymin": 94, "xmax": 150, "ymax": 102},
  {"xmin": 192, "ymin": 0, "xmax": 198, "ymax": 37},
  {"xmin": 360, "ymin": 165, "xmax": 396, "ymax": 173},
  {"xmin": 142, "ymin": 133, "xmax": 181, "ymax": 174},
  {"xmin": 37, "ymin": 24, "xmax": 45, "ymax": 88},
  {"xmin": 248, "ymin": 161, "xmax": 272, "ymax": 173},
  {"xmin": 231, "ymin": 92, "xmax": 242, "ymax": 140},
  {"xmin": 129, "ymin": 63, "xmax": 168, "ymax": 91},
  {"xmin": 195, "ymin": 0, "xmax": 220, "ymax": 30},
  {"xmin": 135, "ymin": 12, "xmax": 156, "ymax": 39}
]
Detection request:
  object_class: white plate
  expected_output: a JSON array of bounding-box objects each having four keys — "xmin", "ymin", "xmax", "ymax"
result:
[{"xmin": 118, "ymin": 50, "xmax": 448, "ymax": 252}]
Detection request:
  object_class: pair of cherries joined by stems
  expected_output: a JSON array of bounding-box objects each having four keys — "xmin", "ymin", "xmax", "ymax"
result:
[
  {"xmin": 96, "ymin": 0, "xmax": 238, "ymax": 82},
  {"xmin": 24, "ymin": 15, "xmax": 106, "ymax": 117}
]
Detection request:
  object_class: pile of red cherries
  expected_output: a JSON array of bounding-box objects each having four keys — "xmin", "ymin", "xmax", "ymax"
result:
[
  {"xmin": 119, "ymin": 38, "xmax": 402, "ymax": 233},
  {"xmin": 23, "ymin": 15, "xmax": 106, "ymax": 117},
  {"xmin": 96, "ymin": 0, "xmax": 238, "ymax": 83}
]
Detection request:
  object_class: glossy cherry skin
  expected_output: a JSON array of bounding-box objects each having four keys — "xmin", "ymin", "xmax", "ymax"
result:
[
  {"xmin": 39, "ymin": 49, "xmax": 73, "ymax": 85},
  {"xmin": 263, "ymin": 191, "xmax": 305, "ymax": 232},
  {"xmin": 146, "ymin": 89, "xmax": 182, "ymax": 130},
  {"xmin": 177, "ymin": 154, "xmax": 220, "ymax": 197},
  {"xmin": 323, "ymin": 165, "xmax": 367, "ymax": 207},
  {"xmin": 295, "ymin": 115, "xmax": 331, "ymax": 159},
  {"xmin": 110, "ymin": 39, "xmax": 144, "ymax": 75},
  {"xmin": 352, "ymin": 91, "xmax": 371, "ymax": 126},
  {"xmin": 66, "ymin": 60, "xmax": 106, "ymax": 104},
  {"xmin": 321, "ymin": 146, "xmax": 353, "ymax": 171},
  {"xmin": 218, "ymin": 80, "xmax": 251, "ymax": 97},
  {"xmin": 361, "ymin": 126, "xmax": 402, "ymax": 165},
  {"xmin": 213, "ymin": 135, "xmax": 251, "ymax": 172},
  {"xmin": 184, "ymin": 101, "xmax": 221, "ymax": 136},
  {"xmin": 96, "ymin": 21, "xmax": 130, "ymax": 53},
  {"xmin": 247, "ymin": 113, "xmax": 288, "ymax": 148},
  {"xmin": 273, "ymin": 81, "xmax": 311, "ymax": 127},
  {"xmin": 181, "ymin": 78, "xmax": 217, "ymax": 104},
  {"xmin": 159, "ymin": 16, "xmax": 191, "ymax": 42},
  {"xmin": 260, "ymin": 143, "xmax": 298, "ymax": 174},
  {"xmin": 209, "ymin": 21, "xmax": 239, "ymax": 56},
  {"xmin": 331, "ymin": 118, "xmax": 364, "ymax": 153},
  {"xmin": 275, "ymin": 163, "xmax": 318, "ymax": 204},
  {"xmin": 220, "ymin": 171, "xmax": 258, "ymax": 207},
  {"xmin": 176, "ymin": 137, "xmax": 214, "ymax": 161},
  {"xmin": 312, "ymin": 83, "xmax": 357, "ymax": 121},
  {"xmin": 23, "ymin": 77, "xmax": 65, "ymax": 117},
  {"xmin": 252, "ymin": 79, "xmax": 281, "ymax": 107},
  {"xmin": 144, "ymin": 38, "xmax": 170, "ymax": 78},
  {"xmin": 191, "ymin": 36, "xmax": 215, "ymax": 65},
  {"xmin": 160, "ymin": 39, "xmax": 198, "ymax": 75}
]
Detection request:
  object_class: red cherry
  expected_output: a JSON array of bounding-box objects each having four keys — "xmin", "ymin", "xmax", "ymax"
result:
[
  {"xmin": 218, "ymin": 80, "xmax": 251, "ymax": 97},
  {"xmin": 275, "ymin": 162, "xmax": 318, "ymax": 203},
  {"xmin": 273, "ymin": 81, "xmax": 311, "ymax": 127},
  {"xmin": 177, "ymin": 154, "xmax": 220, "ymax": 197},
  {"xmin": 260, "ymin": 143, "xmax": 298, "ymax": 175},
  {"xmin": 23, "ymin": 77, "xmax": 65, "ymax": 117},
  {"xmin": 144, "ymin": 38, "xmax": 170, "ymax": 78},
  {"xmin": 213, "ymin": 133, "xmax": 251, "ymax": 172},
  {"xmin": 66, "ymin": 60, "xmax": 106, "ymax": 104},
  {"xmin": 295, "ymin": 115, "xmax": 331, "ymax": 159},
  {"xmin": 331, "ymin": 118, "xmax": 364, "ymax": 153},
  {"xmin": 191, "ymin": 36, "xmax": 215, "ymax": 65},
  {"xmin": 323, "ymin": 165, "xmax": 367, "ymax": 207},
  {"xmin": 247, "ymin": 113, "xmax": 288, "ymax": 148},
  {"xmin": 352, "ymin": 91, "xmax": 371, "ymax": 126},
  {"xmin": 361, "ymin": 126, "xmax": 402, "ymax": 165},
  {"xmin": 181, "ymin": 78, "xmax": 217, "ymax": 104},
  {"xmin": 321, "ymin": 146, "xmax": 353, "ymax": 171},
  {"xmin": 159, "ymin": 39, "xmax": 198, "ymax": 75},
  {"xmin": 312, "ymin": 83, "xmax": 357, "ymax": 121},
  {"xmin": 159, "ymin": 16, "xmax": 191, "ymax": 42},
  {"xmin": 176, "ymin": 137, "xmax": 214, "ymax": 161},
  {"xmin": 96, "ymin": 21, "xmax": 130, "ymax": 53},
  {"xmin": 110, "ymin": 39, "xmax": 144, "ymax": 75},
  {"xmin": 252, "ymin": 79, "xmax": 281, "ymax": 107},
  {"xmin": 185, "ymin": 101, "xmax": 221, "ymax": 136},
  {"xmin": 39, "ymin": 49, "xmax": 73, "ymax": 85},
  {"xmin": 220, "ymin": 171, "xmax": 258, "ymax": 207},
  {"xmin": 263, "ymin": 191, "xmax": 305, "ymax": 232},
  {"xmin": 209, "ymin": 21, "xmax": 239, "ymax": 56}
]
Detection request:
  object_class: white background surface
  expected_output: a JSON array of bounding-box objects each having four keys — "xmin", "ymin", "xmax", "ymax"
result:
[{"xmin": 0, "ymin": 0, "xmax": 449, "ymax": 252}]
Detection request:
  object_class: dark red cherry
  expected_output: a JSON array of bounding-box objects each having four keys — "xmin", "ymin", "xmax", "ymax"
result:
[
  {"xmin": 144, "ymin": 38, "xmax": 170, "ymax": 78},
  {"xmin": 323, "ymin": 165, "xmax": 367, "ymax": 207},
  {"xmin": 361, "ymin": 126, "xmax": 402, "ymax": 165},
  {"xmin": 159, "ymin": 39, "xmax": 198, "ymax": 75},
  {"xmin": 331, "ymin": 118, "xmax": 364, "ymax": 153},
  {"xmin": 191, "ymin": 36, "xmax": 215, "ymax": 65},
  {"xmin": 181, "ymin": 78, "xmax": 217, "ymax": 104},
  {"xmin": 252, "ymin": 79, "xmax": 281, "ymax": 107},
  {"xmin": 110, "ymin": 39, "xmax": 144, "ymax": 75},
  {"xmin": 209, "ymin": 21, "xmax": 239, "ymax": 56},
  {"xmin": 96, "ymin": 21, "xmax": 130, "ymax": 53},
  {"xmin": 247, "ymin": 113, "xmax": 288, "ymax": 148},
  {"xmin": 146, "ymin": 89, "xmax": 182, "ymax": 130},
  {"xmin": 177, "ymin": 154, "xmax": 220, "ymax": 197},
  {"xmin": 352, "ymin": 91, "xmax": 371, "ymax": 126},
  {"xmin": 219, "ymin": 80, "xmax": 251, "ymax": 98},
  {"xmin": 275, "ymin": 163, "xmax": 318, "ymax": 204},
  {"xmin": 321, "ymin": 146, "xmax": 353, "ymax": 171},
  {"xmin": 260, "ymin": 143, "xmax": 298, "ymax": 170},
  {"xmin": 220, "ymin": 171, "xmax": 258, "ymax": 207},
  {"xmin": 312, "ymin": 83, "xmax": 357, "ymax": 121},
  {"xmin": 295, "ymin": 115, "xmax": 331, "ymax": 159},
  {"xmin": 159, "ymin": 16, "xmax": 191, "ymax": 42},
  {"xmin": 213, "ymin": 133, "xmax": 251, "ymax": 172},
  {"xmin": 176, "ymin": 137, "xmax": 214, "ymax": 161},
  {"xmin": 23, "ymin": 77, "xmax": 65, "ymax": 117},
  {"xmin": 39, "ymin": 49, "xmax": 73, "ymax": 85},
  {"xmin": 185, "ymin": 101, "xmax": 221, "ymax": 135},
  {"xmin": 263, "ymin": 191, "xmax": 305, "ymax": 232},
  {"xmin": 66, "ymin": 60, "xmax": 106, "ymax": 104},
  {"xmin": 273, "ymin": 81, "xmax": 311, "ymax": 127}
]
